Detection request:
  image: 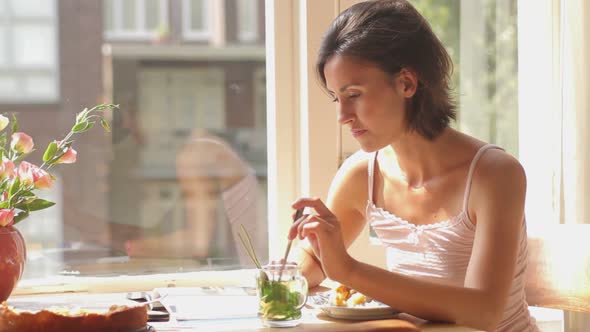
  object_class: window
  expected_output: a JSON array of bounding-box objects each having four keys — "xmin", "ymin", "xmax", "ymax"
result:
[
  {"xmin": 11, "ymin": 0, "xmax": 271, "ymax": 286},
  {"xmin": 236, "ymin": 0, "xmax": 259, "ymax": 42},
  {"xmin": 0, "ymin": 0, "xmax": 58, "ymax": 102},
  {"xmin": 181, "ymin": 0, "xmax": 211, "ymax": 41},
  {"xmin": 104, "ymin": 0, "xmax": 168, "ymax": 40}
]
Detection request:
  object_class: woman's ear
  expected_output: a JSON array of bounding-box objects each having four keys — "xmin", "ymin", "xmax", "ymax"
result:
[{"xmin": 397, "ymin": 68, "xmax": 418, "ymax": 98}]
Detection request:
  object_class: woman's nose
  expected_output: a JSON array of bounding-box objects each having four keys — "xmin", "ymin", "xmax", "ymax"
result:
[{"xmin": 337, "ymin": 103, "xmax": 354, "ymax": 125}]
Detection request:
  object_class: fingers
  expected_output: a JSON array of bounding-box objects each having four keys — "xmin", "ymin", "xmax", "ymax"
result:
[
  {"xmin": 269, "ymin": 259, "xmax": 297, "ymax": 266},
  {"xmin": 292, "ymin": 197, "xmax": 334, "ymax": 217},
  {"xmin": 297, "ymin": 215, "xmax": 335, "ymax": 240},
  {"xmin": 288, "ymin": 213, "xmax": 307, "ymax": 240}
]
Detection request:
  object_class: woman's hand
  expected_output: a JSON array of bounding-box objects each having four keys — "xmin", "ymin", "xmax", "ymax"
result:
[{"xmin": 288, "ymin": 197, "xmax": 356, "ymax": 282}]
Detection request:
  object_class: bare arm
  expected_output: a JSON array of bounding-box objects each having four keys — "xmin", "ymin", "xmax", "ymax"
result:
[
  {"xmin": 293, "ymin": 150, "xmax": 527, "ymax": 331},
  {"xmin": 295, "ymin": 151, "xmax": 371, "ymax": 287}
]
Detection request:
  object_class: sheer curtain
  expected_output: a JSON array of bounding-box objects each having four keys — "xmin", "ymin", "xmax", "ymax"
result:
[{"xmin": 519, "ymin": 0, "xmax": 590, "ymax": 330}]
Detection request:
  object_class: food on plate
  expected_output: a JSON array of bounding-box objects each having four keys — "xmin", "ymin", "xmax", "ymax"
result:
[
  {"xmin": 330, "ymin": 284, "xmax": 375, "ymax": 307},
  {"xmin": 0, "ymin": 301, "xmax": 148, "ymax": 332}
]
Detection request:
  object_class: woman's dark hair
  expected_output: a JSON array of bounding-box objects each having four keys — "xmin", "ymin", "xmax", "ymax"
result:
[{"xmin": 316, "ymin": 0, "xmax": 456, "ymax": 140}]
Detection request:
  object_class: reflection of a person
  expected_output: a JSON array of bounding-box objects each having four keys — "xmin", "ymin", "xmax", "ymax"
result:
[{"xmin": 125, "ymin": 130, "xmax": 261, "ymax": 266}]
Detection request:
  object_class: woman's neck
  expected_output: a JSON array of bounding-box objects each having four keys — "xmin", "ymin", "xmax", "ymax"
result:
[{"xmin": 384, "ymin": 128, "xmax": 458, "ymax": 189}]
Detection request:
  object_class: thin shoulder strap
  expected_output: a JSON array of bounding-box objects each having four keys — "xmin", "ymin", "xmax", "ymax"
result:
[
  {"xmin": 367, "ymin": 151, "xmax": 378, "ymax": 203},
  {"xmin": 462, "ymin": 144, "xmax": 504, "ymax": 212}
]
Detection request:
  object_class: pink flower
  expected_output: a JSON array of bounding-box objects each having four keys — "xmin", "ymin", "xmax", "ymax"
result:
[
  {"xmin": 11, "ymin": 132, "xmax": 34, "ymax": 154},
  {"xmin": 17, "ymin": 161, "xmax": 53, "ymax": 189},
  {"xmin": 0, "ymin": 209, "xmax": 15, "ymax": 227},
  {"xmin": 54, "ymin": 141, "xmax": 77, "ymax": 164},
  {"xmin": 0, "ymin": 158, "xmax": 15, "ymax": 180}
]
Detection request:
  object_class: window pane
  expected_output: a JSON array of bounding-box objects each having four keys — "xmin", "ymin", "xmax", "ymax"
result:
[
  {"xmin": 412, "ymin": 0, "xmax": 519, "ymax": 156},
  {"xmin": 237, "ymin": 0, "xmax": 257, "ymax": 41},
  {"xmin": 190, "ymin": 0, "xmax": 205, "ymax": 31},
  {"xmin": 0, "ymin": 26, "xmax": 6, "ymax": 65},
  {"xmin": 9, "ymin": 1, "xmax": 267, "ymax": 279},
  {"xmin": 13, "ymin": 24, "xmax": 56, "ymax": 67},
  {"xmin": 0, "ymin": 75, "xmax": 19, "ymax": 98},
  {"xmin": 144, "ymin": 0, "xmax": 160, "ymax": 30},
  {"xmin": 121, "ymin": 0, "xmax": 137, "ymax": 31},
  {"xmin": 104, "ymin": 0, "xmax": 115, "ymax": 32},
  {"xmin": 10, "ymin": 0, "xmax": 53, "ymax": 17},
  {"xmin": 24, "ymin": 74, "xmax": 56, "ymax": 99}
]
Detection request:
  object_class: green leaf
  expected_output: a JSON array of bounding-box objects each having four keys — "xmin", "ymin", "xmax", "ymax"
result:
[
  {"xmin": 10, "ymin": 114, "xmax": 18, "ymax": 133},
  {"xmin": 17, "ymin": 198, "xmax": 55, "ymax": 212},
  {"xmin": 8, "ymin": 177, "xmax": 20, "ymax": 196},
  {"xmin": 72, "ymin": 121, "xmax": 89, "ymax": 133},
  {"xmin": 43, "ymin": 141, "xmax": 59, "ymax": 162},
  {"xmin": 76, "ymin": 108, "xmax": 89, "ymax": 123},
  {"xmin": 13, "ymin": 210, "xmax": 29, "ymax": 225},
  {"xmin": 0, "ymin": 132, "xmax": 6, "ymax": 149},
  {"xmin": 100, "ymin": 118, "xmax": 111, "ymax": 132}
]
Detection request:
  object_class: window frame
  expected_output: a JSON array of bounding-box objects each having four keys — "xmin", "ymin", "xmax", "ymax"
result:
[
  {"xmin": 0, "ymin": 0, "xmax": 59, "ymax": 103},
  {"xmin": 104, "ymin": 0, "xmax": 169, "ymax": 41}
]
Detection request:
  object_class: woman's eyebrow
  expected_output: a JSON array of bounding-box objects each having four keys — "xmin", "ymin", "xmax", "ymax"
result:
[
  {"xmin": 327, "ymin": 83, "xmax": 361, "ymax": 94},
  {"xmin": 339, "ymin": 83, "xmax": 361, "ymax": 92}
]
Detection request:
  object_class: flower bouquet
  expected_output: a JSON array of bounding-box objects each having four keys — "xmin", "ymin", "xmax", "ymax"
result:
[
  {"xmin": 0, "ymin": 104, "xmax": 117, "ymax": 302},
  {"xmin": 0, "ymin": 104, "xmax": 117, "ymax": 226}
]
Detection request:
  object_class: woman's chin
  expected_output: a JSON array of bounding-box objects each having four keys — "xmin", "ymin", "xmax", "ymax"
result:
[{"xmin": 358, "ymin": 140, "xmax": 387, "ymax": 153}]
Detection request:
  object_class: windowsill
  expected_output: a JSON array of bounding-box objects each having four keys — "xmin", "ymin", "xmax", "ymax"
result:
[{"xmin": 14, "ymin": 269, "xmax": 259, "ymax": 297}]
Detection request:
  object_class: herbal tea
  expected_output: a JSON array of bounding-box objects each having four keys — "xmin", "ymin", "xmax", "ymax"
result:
[{"xmin": 256, "ymin": 264, "xmax": 308, "ymax": 327}]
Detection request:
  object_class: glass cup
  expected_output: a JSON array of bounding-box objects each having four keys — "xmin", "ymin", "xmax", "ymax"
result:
[{"xmin": 255, "ymin": 263, "xmax": 308, "ymax": 327}]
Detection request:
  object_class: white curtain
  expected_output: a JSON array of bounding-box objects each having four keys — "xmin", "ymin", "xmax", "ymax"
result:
[
  {"xmin": 560, "ymin": 0, "xmax": 590, "ymax": 227},
  {"xmin": 519, "ymin": 0, "xmax": 590, "ymax": 227},
  {"xmin": 519, "ymin": 0, "xmax": 590, "ymax": 329}
]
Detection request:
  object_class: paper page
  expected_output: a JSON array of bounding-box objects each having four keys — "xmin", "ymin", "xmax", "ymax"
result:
[{"xmin": 152, "ymin": 287, "xmax": 259, "ymax": 321}]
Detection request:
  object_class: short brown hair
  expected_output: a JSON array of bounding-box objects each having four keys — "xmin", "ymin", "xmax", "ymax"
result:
[{"xmin": 316, "ymin": 0, "xmax": 456, "ymax": 140}]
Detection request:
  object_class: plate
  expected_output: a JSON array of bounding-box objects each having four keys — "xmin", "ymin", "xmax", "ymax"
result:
[
  {"xmin": 309, "ymin": 292, "xmax": 400, "ymax": 320},
  {"xmin": 319, "ymin": 305, "xmax": 400, "ymax": 320}
]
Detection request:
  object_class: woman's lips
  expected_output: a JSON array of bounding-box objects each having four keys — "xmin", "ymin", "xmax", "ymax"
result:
[{"xmin": 351, "ymin": 129, "xmax": 367, "ymax": 138}]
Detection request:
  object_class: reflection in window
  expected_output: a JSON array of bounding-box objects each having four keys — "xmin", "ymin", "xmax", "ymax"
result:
[
  {"xmin": 9, "ymin": 1, "xmax": 267, "ymax": 280},
  {"xmin": 0, "ymin": 0, "xmax": 58, "ymax": 102}
]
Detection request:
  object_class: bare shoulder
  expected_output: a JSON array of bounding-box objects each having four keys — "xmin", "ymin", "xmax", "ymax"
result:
[
  {"xmin": 469, "ymin": 147, "xmax": 527, "ymax": 223},
  {"xmin": 327, "ymin": 150, "xmax": 373, "ymax": 212},
  {"xmin": 473, "ymin": 148, "xmax": 526, "ymax": 189}
]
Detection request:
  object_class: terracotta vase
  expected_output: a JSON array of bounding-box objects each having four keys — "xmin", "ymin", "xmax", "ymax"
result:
[{"xmin": 0, "ymin": 226, "xmax": 26, "ymax": 302}]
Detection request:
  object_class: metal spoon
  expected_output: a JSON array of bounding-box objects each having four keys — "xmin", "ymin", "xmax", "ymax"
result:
[{"xmin": 278, "ymin": 208, "xmax": 304, "ymax": 281}]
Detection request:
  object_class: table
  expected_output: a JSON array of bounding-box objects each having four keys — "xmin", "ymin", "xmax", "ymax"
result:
[
  {"xmin": 149, "ymin": 309, "xmax": 479, "ymax": 331},
  {"xmin": 8, "ymin": 292, "xmax": 479, "ymax": 332}
]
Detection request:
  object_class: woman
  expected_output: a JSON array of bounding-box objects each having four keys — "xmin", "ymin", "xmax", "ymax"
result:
[{"xmin": 290, "ymin": 1, "xmax": 538, "ymax": 331}]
